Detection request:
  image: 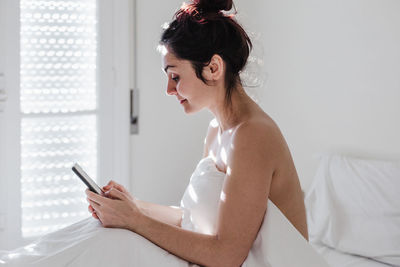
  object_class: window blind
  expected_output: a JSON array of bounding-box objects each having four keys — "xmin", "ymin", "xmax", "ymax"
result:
[{"xmin": 20, "ymin": 0, "xmax": 98, "ymax": 237}]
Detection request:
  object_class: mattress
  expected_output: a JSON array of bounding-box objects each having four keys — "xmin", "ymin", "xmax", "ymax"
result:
[{"xmin": 312, "ymin": 243, "xmax": 393, "ymax": 267}]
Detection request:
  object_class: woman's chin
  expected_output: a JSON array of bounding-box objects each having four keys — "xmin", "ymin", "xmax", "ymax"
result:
[
  {"xmin": 183, "ymin": 105, "xmax": 201, "ymax": 114},
  {"xmin": 183, "ymin": 108, "xmax": 195, "ymax": 114}
]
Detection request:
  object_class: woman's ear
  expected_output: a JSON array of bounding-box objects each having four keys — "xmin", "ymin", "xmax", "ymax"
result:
[{"xmin": 203, "ymin": 54, "xmax": 225, "ymax": 82}]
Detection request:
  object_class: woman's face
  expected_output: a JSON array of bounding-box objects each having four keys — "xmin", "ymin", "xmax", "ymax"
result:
[{"xmin": 162, "ymin": 48, "xmax": 213, "ymax": 114}]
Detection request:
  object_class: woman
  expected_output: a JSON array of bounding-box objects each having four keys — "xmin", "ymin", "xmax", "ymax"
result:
[{"xmin": 86, "ymin": 0, "xmax": 308, "ymax": 266}]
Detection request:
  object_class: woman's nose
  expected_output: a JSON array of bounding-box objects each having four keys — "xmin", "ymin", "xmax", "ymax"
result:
[{"xmin": 166, "ymin": 80, "xmax": 177, "ymax": 96}]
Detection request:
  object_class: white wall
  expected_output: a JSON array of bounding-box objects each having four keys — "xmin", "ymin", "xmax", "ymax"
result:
[
  {"xmin": 131, "ymin": 0, "xmax": 400, "ymax": 203},
  {"xmin": 236, "ymin": 0, "xmax": 400, "ymax": 189},
  {"xmin": 0, "ymin": 0, "xmax": 6, "ymax": 233},
  {"xmin": 0, "ymin": 0, "xmax": 22, "ymax": 249},
  {"xmin": 130, "ymin": 0, "xmax": 212, "ymax": 205}
]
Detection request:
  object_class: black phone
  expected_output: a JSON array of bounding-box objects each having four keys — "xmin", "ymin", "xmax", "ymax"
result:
[{"xmin": 72, "ymin": 163, "xmax": 103, "ymax": 194}]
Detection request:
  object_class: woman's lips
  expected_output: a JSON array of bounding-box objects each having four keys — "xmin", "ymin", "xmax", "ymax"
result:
[{"xmin": 180, "ymin": 99, "xmax": 187, "ymax": 104}]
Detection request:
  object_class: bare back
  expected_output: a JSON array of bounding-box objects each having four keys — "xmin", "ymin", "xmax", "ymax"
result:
[{"xmin": 203, "ymin": 112, "xmax": 309, "ymax": 240}]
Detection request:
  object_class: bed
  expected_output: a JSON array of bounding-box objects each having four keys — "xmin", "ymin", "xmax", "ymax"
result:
[
  {"xmin": 305, "ymin": 153, "xmax": 400, "ymax": 267},
  {"xmin": 312, "ymin": 243, "xmax": 393, "ymax": 267},
  {"xmin": 1, "ymin": 153, "xmax": 398, "ymax": 267}
]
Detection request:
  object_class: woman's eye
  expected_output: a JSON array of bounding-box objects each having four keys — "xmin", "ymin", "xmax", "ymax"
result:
[{"xmin": 171, "ymin": 76, "xmax": 179, "ymax": 82}]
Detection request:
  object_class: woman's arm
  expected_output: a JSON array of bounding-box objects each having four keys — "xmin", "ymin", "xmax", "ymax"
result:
[
  {"xmin": 88, "ymin": 189, "xmax": 228, "ymax": 266},
  {"xmin": 137, "ymin": 199, "xmax": 183, "ymax": 227},
  {"xmin": 89, "ymin": 181, "xmax": 183, "ymax": 227},
  {"xmin": 87, "ymin": 122, "xmax": 279, "ymax": 267}
]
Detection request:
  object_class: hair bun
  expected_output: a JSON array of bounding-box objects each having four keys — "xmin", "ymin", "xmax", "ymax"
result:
[{"xmin": 193, "ymin": 0, "xmax": 233, "ymax": 13}]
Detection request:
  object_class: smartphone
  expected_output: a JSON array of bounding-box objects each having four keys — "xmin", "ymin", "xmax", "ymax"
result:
[{"xmin": 72, "ymin": 163, "xmax": 103, "ymax": 194}]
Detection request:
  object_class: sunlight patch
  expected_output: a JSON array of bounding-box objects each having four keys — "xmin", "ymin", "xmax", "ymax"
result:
[
  {"xmin": 221, "ymin": 147, "xmax": 227, "ymax": 164},
  {"xmin": 157, "ymin": 44, "xmax": 168, "ymax": 56},
  {"xmin": 227, "ymin": 166, "xmax": 232, "ymax": 176},
  {"xmin": 210, "ymin": 118, "xmax": 219, "ymax": 128},
  {"xmin": 23, "ymin": 243, "xmax": 37, "ymax": 253},
  {"xmin": 188, "ymin": 184, "xmax": 198, "ymax": 203},
  {"xmin": 209, "ymin": 150, "xmax": 216, "ymax": 162},
  {"xmin": 220, "ymin": 191, "xmax": 226, "ymax": 202}
]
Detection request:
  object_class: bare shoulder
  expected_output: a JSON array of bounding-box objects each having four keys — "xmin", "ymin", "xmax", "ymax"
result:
[
  {"xmin": 234, "ymin": 116, "xmax": 281, "ymax": 140},
  {"xmin": 229, "ymin": 116, "xmax": 286, "ymax": 166}
]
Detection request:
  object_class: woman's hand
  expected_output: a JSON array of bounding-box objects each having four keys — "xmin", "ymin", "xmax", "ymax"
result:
[
  {"xmin": 87, "ymin": 180, "xmax": 133, "ymax": 220},
  {"xmin": 102, "ymin": 180, "xmax": 134, "ymax": 201},
  {"xmin": 85, "ymin": 187, "xmax": 143, "ymax": 231}
]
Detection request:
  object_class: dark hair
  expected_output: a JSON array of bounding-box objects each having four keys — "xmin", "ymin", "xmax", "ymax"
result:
[{"xmin": 160, "ymin": 0, "xmax": 252, "ymax": 107}]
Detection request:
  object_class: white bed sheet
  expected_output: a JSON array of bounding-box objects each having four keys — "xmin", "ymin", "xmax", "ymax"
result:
[
  {"xmin": 312, "ymin": 243, "xmax": 394, "ymax": 267},
  {"xmin": 0, "ymin": 217, "xmax": 190, "ymax": 267}
]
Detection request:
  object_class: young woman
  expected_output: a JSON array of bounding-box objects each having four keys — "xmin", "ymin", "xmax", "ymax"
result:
[
  {"xmin": 85, "ymin": 0, "xmax": 308, "ymax": 266},
  {"xmin": 0, "ymin": 0, "xmax": 318, "ymax": 266}
]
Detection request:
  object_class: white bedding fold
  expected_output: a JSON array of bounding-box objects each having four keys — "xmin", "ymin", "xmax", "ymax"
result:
[{"xmin": 0, "ymin": 217, "xmax": 189, "ymax": 267}]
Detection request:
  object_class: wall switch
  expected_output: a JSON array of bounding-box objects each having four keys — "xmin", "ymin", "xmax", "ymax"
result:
[{"xmin": 130, "ymin": 88, "xmax": 139, "ymax": 134}]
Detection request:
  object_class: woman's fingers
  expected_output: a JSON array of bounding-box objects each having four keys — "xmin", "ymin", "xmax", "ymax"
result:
[
  {"xmin": 88, "ymin": 205, "xmax": 99, "ymax": 219},
  {"xmin": 87, "ymin": 198, "xmax": 100, "ymax": 209},
  {"xmin": 88, "ymin": 204, "xmax": 97, "ymax": 213},
  {"xmin": 103, "ymin": 180, "xmax": 126, "ymax": 193},
  {"xmin": 104, "ymin": 187, "xmax": 127, "ymax": 200},
  {"xmin": 114, "ymin": 184, "xmax": 126, "ymax": 192},
  {"xmin": 102, "ymin": 183, "xmax": 112, "ymax": 191},
  {"xmin": 86, "ymin": 189, "xmax": 109, "ymax": 206},
  {"xmin": 87, "ymin": 199, "xmax": 102, "ymax": 221},
  {"xmin": 104, "ymin": 180, "xmax": 118, "ymax": 189}
]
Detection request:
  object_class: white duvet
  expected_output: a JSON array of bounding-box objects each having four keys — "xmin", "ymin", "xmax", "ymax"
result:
[
  {"xmin": 1, "ymin": 217, "xmax": 189, "ymax": 267},
  {"xmin": 1, "ymin": 157, "xmax": 329, "ymax": 267}
]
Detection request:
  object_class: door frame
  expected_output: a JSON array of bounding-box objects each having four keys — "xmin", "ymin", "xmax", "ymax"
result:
[{"xmin": 98, "ymin": 0, "xmax": 132, "ymax": 190}]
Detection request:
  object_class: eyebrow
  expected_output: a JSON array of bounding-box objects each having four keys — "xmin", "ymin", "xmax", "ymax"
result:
[{"xmin": 163, "ymin": 65, "xmax": 176, "ymax": 73}]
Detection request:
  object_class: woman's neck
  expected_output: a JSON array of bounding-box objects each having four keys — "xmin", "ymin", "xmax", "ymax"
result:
[{"xmin": 209, "ymin": 85, "xmax": 257, "ymax": 133}]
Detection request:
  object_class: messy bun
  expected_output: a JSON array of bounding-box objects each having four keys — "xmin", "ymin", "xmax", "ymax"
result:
[
  {"xmin": 193, "ymin": 0, "xmax": 233, "ymax": 13},
  {"xmin": 160, "ymin": 0, "xmax": 252, "ymax": 107}
]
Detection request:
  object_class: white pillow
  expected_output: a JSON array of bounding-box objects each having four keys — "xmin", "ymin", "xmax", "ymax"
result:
[{"xmin": 305, "ymin": 154, "xmax": 400, "ymax": 266}]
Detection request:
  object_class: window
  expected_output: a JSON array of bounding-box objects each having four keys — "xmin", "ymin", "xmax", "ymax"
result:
[
  {"xmin": 0, "ymin": 0, "xmax": 131, "ymax": 250},
  {"xmin": 20, "ymin": 0, "xmax": 98, "ymax": 237}
]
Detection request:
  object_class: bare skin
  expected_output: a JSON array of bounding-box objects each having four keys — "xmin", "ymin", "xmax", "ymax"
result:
[
  {"xmin": 86, "ymin": 47, "xmax": 308, "ymax": 267},
  {"xmin": 203, "ymin": 109, "xmax": 308, "ymax": 241}
]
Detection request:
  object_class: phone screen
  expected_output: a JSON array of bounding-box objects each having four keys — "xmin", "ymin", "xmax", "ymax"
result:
[{"xmin": 72, "ymin": 163, "xmax": 103, "ymax": 194}]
